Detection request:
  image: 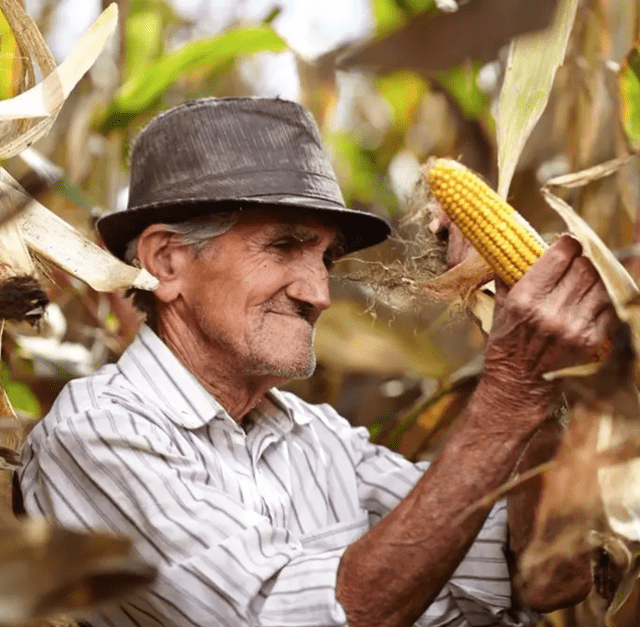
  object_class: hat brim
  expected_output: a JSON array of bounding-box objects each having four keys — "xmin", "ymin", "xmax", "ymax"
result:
[{"xmin": 97, "ymin": 196, "xmax": 392, "ymax": 261}]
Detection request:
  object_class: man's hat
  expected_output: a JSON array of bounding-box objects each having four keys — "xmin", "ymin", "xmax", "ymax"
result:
[{"xmin": 97, "ymin": 97, "xmax": 391, "ymax": 260}]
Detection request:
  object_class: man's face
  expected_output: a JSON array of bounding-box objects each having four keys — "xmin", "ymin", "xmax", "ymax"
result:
[{"xmin": 174, "ymin": 210, "xmax": 339, "ymax": 381}]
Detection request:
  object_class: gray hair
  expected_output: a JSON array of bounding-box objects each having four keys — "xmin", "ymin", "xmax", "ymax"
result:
[{"xmin": 124, "ymin": 211, "xmax": 238, "ymax": 329}]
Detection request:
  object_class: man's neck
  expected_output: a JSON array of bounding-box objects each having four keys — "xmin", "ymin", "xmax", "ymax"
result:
[{"xmin": 156, "ymin": 316, "xmax": 284, "ymax": 422}]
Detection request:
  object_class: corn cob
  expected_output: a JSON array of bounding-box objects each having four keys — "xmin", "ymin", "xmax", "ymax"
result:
[{"xmin": 427, "ymin": 158, "xmax": 548, "ymax": 286}]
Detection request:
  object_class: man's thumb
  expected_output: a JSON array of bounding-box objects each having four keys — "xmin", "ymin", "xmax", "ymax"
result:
[{"xmin": 494, "ymin": 277, "xmax": 509, "ymax": 307}]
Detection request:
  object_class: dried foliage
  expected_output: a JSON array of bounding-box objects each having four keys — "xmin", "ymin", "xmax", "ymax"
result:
[
  {"xmin": 0, "ymin": 276, "xmax": 48, "ymax": 324},
  {"xmin": 340, "ymin": 178, "xmax": 449, "ymax": 310},
  {"xmin": 337, "ymin": 0, "xmax": 560, "ymax": 74},
  {"xmin": 0, "ymin": 4, "xmax": 159, "ymax": 625}
]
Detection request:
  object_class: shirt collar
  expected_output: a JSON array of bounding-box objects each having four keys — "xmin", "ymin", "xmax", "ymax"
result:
[
  {"xmin": 265, "ymin": 388, "xmax": 312, "ymax": 426},
  {"xmin": 118, "ymin": 325, "xmax": 308, "ymax": 430}
]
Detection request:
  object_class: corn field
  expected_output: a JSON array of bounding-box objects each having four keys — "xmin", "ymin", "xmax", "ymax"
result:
[{"xmin": 0, "ymin": 0, "xmax": 638, "ymax": 625}]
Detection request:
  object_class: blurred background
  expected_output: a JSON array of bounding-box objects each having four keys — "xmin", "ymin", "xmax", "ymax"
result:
[{"xmin": 1, "ymin": 1, "xmax": 639, "ymax": 624}]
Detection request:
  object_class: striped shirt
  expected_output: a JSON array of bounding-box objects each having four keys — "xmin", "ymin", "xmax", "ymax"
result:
[{"xmin": 20, "ymin": 325, "xmax": 538, "ymax": 627}]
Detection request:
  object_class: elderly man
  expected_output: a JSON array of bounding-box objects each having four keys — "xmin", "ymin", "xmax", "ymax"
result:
[{"xmin": 19, "ymin": 98, "xmax": 614, "ymax": 627}]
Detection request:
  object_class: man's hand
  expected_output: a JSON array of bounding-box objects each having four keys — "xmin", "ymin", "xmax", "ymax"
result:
[{"xmin": 483, "ymin": 234, "xmax": 618, "ymax": 420}]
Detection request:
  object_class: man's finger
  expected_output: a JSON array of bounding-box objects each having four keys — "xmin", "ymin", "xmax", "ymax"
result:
[
  {"xmin": 517, "ymin": 234, "xmax": 583, "ymax": 295},
  {"xmin": 555, "ymin": 254, "xmax": 601, "ymax": 305}
]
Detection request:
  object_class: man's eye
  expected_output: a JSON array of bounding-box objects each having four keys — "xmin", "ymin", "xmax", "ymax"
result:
[{"xmin": 271, "ymin": 237, "xmax": 299, "ymax": 250}]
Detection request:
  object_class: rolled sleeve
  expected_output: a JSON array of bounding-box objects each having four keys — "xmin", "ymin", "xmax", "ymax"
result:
[
  {"xmin": 251, "ymin": 520, "xmax": 369, "ymax": 626},
  {"xmin": 418, "ymin": 503, "xmax": 540, "ymax": 627},
  {"xmin": 317, "ymin": 406, "xmax": 540, "ymax": 627}
]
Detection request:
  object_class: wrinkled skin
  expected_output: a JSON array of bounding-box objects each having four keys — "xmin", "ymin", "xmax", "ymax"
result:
[{"xmin": 486, "ymin": 236, "xmax": 614, "ymax": 401}]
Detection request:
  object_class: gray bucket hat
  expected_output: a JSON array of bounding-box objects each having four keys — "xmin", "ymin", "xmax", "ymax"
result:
[{"xmin": 97, "ymin": 97, "xmax": 391, "ymax": 260}]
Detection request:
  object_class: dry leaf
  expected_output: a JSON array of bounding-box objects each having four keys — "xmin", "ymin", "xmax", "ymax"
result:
[
  {"xmin": 561, "ymin": 324, "xmax": 640, "ymax": 546},
  {"xmin": 0, "ymin": 3, "xmax": 117, "ymax": 158},
  {"xmin": 597, "ymin": 404, "xmax": 640, "ymax": 543},
  {"xmin": 519, "ymin": 403, "xmax": 603, "ymax": 586},
  {"xmin": 18, "ymin": 201, "xmax": 158, "ymax": 292},
  {"xmin": 0, "ymin": 170, "xmax": 158, "ymax": 292},
  {"xmin": 0, "ymin": 4, "xmax": 117, "ymax": 122},
  {"xmin": 497, "ymin": 0, "xmax": 579, "ymax": 198},
  {"xmin": 337, "ymin": 0, "xmax": 559, "ymax": 74},
  {"xmin": 0, "ymin": 173, "xmax": 43, "ymax": 331},
  {"xmin": 0, "ymin": 171, "xmax": 36, "ymax": 280},
  {"xmin": 0, "ymin": 0, "xmax": 57, "ymax": 159},
  {"xmin": 544, "ymin": 154, "xmax": 638, "ymax": 189},
  {"xmin": 0, "ymin": 445, "xmax": 20, "ymax": 469},
  {"xmin": 542, "ymin": 362, "xmax": 604, "ymax": 381},
  {"xmin": 606, "ymin": 552, "xmax": 640, "ymax": 627},
  {"xmin": 0, "ymin": 517, "xmax": 156, "ymax": 624},
  {"xmin": 422, "ymin": 249, "xmax": 493, "ymax": 301},
  {"xmin": 0, "ymin": 219, "xmax": 35, "ymax": 279},
  {"xmin": 314, "ymin": 300, "xmax": 449, "ymax": 378},
  {"xmin": 542, "ymin": 190, "xmax": 640, "ymax": 311},
  {"xmin": 466, "ymin": 287, "xmax": 495, "ymax": 334}
]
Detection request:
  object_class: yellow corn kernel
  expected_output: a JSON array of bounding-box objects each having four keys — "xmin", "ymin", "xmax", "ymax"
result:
[{"xmin": 427, "ymin": 158, "xmax": 548, "ymax": 286}]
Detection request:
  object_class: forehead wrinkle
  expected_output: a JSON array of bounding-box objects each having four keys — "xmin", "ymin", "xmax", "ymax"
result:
[
  {"xmin": 235, "ymin": 208, "xmax": 341, "ymax": 248},
  {"xmin": 270, "ymin": 222, "xmax": 340, "ymax": 247}
]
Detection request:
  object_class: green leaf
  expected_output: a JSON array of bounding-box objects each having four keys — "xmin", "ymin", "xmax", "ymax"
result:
[
  {"xmin": 377, "ymin": 70, "xmax": 427, "ymax": 131},
  {"xmin": 496, "ymin": 0, "xmax": 579, "ymax": 198},
  {"xmin": 51, "ymin": 177, "xmax": 97, "ymax": 212},
  {"xmin": 124, "ymin": 1, "xmax": 164, "ymax": 81},
  {"xmin": 263, "ymin": 7, "xmax": 282, "ymax": 24},
  {"xmin": 620, "ymin": 44, "xmax": 640, "ymax": 150},
  {"xmin": 375, "ymin": 70, "xmax": 428, "ymax": 172},
  {"xmin": 367, "ymin": 420, "xmax": 386, "ymax": 440},
  {"xmin": 326, "ymin": 130, "xmax": 399, "ymax": 216},
  {"xmin": 370, "ymin": 0, "xmax": 407, "ymax": 35},
  {"xmin": 399, "ymin": 0, "xmax": 436, "ymax": 14},
  {"xmin": 129, "ymin": 0, "xmax": 181, "ymax": 20},
  {"xmin": 437, "ymin": 62, "xmax": 491, "ymax": 120},
  {"xmin": 100, "ymin": 25, "xmax": 287, "ymax": 130},
  {"xmin": 370, "ymin": 0, "xmax": 436, "ymax": 35},
  {"xmin": 0, "ymin": 362, "xmax": 40, "ymax": 417}
]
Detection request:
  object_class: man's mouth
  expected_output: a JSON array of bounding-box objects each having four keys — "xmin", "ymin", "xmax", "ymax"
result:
[
  {"xmin": 264, "ymin": 302, "xmax": 316, "ymax": 325},
  {"xmin": 265, "ymin": 309, "xmax": 313, "ymax": 324}
]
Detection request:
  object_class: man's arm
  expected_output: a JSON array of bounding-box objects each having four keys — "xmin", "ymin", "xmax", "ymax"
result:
[{"xmin": 336, "ymin": 235, "xmax": 616, "ymax": 627}]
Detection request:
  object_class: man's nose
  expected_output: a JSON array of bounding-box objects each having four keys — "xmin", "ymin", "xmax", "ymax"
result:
[{"xmin": 286, "ymin": 260, "xmax": 331, "ymax": 313}]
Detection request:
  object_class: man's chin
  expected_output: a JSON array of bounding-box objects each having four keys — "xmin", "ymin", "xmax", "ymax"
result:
[
  {"xmin": 262, "ymin": 357, "xmax": 316, "ymax": 380},
  {"xmin": 251, "ymin": 347, "xmax": 317, "ymax": 380},
  {"xmin": 250, "ymin": 328, "xmax": 317, "ymax": 379}
]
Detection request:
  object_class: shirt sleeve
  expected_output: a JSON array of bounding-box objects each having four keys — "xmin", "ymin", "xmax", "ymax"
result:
[
  {"xmin": 315, "ymin": 404, "xmax": 540, "ymax": 627},
  {"xmin": 19, "ymin": 403, "xmax": 350, "ymax": 627}
]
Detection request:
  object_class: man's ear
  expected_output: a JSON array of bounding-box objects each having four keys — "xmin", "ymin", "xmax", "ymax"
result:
[{"xmin": 136, "ymin": 224, "xmax": 193, "ymax": 303}]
